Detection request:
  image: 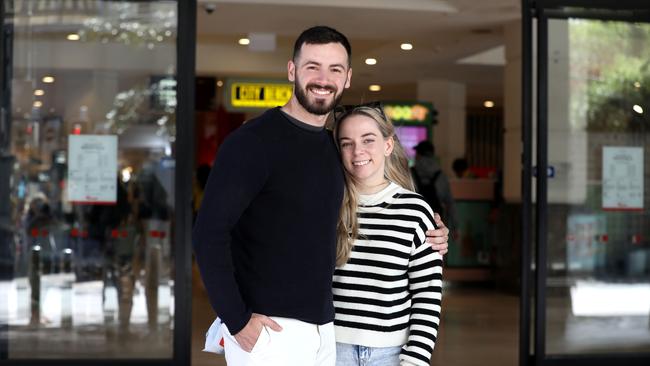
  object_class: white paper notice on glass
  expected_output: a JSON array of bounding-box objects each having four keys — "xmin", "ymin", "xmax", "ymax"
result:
[
  {"xmin": 602, "ymin": 146, "xmax": 644, "ymax": 211},
  {"xmin": 67, "ymin": 135, "xmax": 118, "ymax": 204}
]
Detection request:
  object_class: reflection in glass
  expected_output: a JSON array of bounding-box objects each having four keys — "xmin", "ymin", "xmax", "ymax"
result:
[
  {"xmin": 544, "ymin": 18, "xmax": 650, "ymax": 355},
  {"xmin": 1, "ymin": 0, "xmax": 177, "ymax": 359}
]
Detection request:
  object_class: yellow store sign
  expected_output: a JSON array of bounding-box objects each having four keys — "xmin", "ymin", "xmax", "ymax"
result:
[{"xmin": 228, "ymin": 80, "xmax": 293, "ymax": 109}]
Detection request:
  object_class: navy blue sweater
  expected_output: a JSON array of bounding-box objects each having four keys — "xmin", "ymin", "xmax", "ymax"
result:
[{"xmin": 192, "ymin": 107, "xmax": 344, "ymax": 334}]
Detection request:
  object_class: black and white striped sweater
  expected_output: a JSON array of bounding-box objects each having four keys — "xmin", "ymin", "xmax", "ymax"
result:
[{"xmin": 332, "ymin": 182, "xmax": 443, "ymax": 366}]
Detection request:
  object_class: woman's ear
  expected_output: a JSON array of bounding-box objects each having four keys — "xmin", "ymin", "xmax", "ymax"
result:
[{"xmin": 385, "ymin": 136, "xmax": 394, "ymax": 156}]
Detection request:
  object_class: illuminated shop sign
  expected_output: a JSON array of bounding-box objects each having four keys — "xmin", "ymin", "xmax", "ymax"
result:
[
  {"xmin": 226, "ymin": 79, "xmax": 293, "ymax": 110},
  {"xmin": 383, "ymin": 102, "xmax": 436, "ymax": 125}
]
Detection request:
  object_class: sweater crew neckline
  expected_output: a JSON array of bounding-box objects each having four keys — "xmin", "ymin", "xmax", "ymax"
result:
[
  {"xmin": 358, "ymin": 182, "xmax": 400, "ymax": 206},
  {"xmin": 277, "ymin": 107, "xmax": 326, "ymax": 133}
]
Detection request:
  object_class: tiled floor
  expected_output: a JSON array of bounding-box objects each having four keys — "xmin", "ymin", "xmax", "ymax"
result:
[
  {"xmin": 191, "ymin": 279, "xmax": 520, "ymax": 366},
  {"xmin": 429, "ymin": 285, "xmax": 519, "ymax": 366}
]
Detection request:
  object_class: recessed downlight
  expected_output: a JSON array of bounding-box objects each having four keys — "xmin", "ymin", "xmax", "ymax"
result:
[
  {"xmin": 484, "ymin": 100, "xmax": 495, "ymax": 108},
  {"xmin": 400, "ymin": 43, "xmax": 413, "ymax": 51},
  {"xmin": 365, "ymin": 58, "xmax": 377, "ymax": 65},
  {"xmin": 369, "ymin": 85, "xmax": 381, "ymax": 92},
  {"xmin": 238, "ymin": 38, "xmax": 250, "ymax": 45}
]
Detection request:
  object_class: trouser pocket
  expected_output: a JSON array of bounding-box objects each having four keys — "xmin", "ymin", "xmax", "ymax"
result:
[{"xmin": 223, "ymin": 324, "xmax": 271, "ymax": 354}]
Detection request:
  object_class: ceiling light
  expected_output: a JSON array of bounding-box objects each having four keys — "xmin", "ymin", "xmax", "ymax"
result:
[
  {"xmin": 66, "ymin": 33, "xmax": 80, "ymax": 41},
  {"xmin": 484, "ymin": 100, "xmax": 495, "ymax": 108},
  {"xmin": 217, "ymin": 80, "xmax": 224, "ymax": 87},
  {"xmin": 42, "ymin": 76, "xmax": 55, "ymax": 83},
  {"xmin": 369, "ymin": 85, "xmax": 381, "ymax": 92},
  {"xmin": 34, "ymin": 89, "xmax": 44, "ymax": 96},
  {"xmin": 33, "ymin": 101, "xmax": 43, "ymax": 108},
  {"xmin": 365, "ymin": 58, "xmax": 377, "ymax": 65},
  {"xmin": 400, "ymin": 43, "xmax": 413, "ymax": 51},
  {"xmin": 238, "ymin": 38, "xmax": 250, "ymax": 45},
  {"xmin": 633, "ymin": 104, "xmax": 643, "ymax": 114},
  {"xmin": 121, "ymin": 167, "xmax": 132, "ymax": 183}
]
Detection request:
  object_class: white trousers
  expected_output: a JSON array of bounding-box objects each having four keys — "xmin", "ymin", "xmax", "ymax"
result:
[{"xmin": 222, "ymin": 317, "xmax": 336, "ymax": 366}]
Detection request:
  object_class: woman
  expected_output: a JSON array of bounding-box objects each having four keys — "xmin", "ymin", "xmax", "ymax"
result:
[{"xmin": 332, "ymin": 104, "xmax": 443, "ymax": 366}]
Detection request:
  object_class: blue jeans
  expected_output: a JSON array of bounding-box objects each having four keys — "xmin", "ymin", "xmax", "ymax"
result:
[{"xmin": 335, "ymin": 343, "xmax": 401, "ymax": 366}]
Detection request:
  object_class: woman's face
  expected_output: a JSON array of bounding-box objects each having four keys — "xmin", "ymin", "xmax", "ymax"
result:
[{"xmin": 337, "ymin": 114, "xmax": 393, "ymax": 187}]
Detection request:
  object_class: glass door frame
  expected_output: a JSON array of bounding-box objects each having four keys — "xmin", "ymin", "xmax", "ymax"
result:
[
  {"xmin": 521, "ymin": 1, "xmax": 650, "ymax": 366},
  {"xmin": 0, "ymin": 0, "xmax": 13, "ymax": 361},
  {"xmin": 0, "ymin": 1, "xmax": 196, "ymax": 365}
]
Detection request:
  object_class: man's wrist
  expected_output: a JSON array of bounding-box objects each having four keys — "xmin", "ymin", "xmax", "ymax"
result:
[{"xmin": 225, "ymin": 310, "xmax": 253, "ymax": 335}]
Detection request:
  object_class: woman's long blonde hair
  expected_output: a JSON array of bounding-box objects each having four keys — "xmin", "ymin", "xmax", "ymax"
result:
[{"xmin": 332, "ymin": 106, "xmax": 415, "ymax": 266}]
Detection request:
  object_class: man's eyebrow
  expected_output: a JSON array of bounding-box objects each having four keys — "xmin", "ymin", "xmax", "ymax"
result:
[
  {"xmin": 302, "ymin": 60, "xmax": 321, "ymax": 67},
  {"xmin": 301, "ymin": 60, "xmax": 347, "ymax": 70}
]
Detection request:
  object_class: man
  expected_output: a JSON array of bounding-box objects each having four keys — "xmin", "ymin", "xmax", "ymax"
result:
[{"xmin": 193, "ymin": 26, "xmax": 449, "ymax": 366}]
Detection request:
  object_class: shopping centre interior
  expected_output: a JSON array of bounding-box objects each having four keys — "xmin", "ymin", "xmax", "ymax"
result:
[
  {"xmin": 1, "ymin": 1, "xmax": 649, "ymax": 365},
  {"xmin": 192, "ymin": 2, "xmax": 519, "ymax": 364}
]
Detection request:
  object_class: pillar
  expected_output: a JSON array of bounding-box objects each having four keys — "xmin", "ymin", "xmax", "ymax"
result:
[{"xmin": 417, "ymin": 80, "xmax": 466, "ymax": 175}]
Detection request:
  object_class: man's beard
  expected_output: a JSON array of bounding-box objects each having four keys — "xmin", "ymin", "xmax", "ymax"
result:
[{"xmin": 294, "ymin": 74, "xmax": 344, "ymax": 115}]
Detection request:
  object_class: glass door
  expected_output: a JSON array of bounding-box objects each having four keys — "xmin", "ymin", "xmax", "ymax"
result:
[
  {"xmin": 0, "ymin": 1, "xmax": 195, "ymax": 364},
  {"xmin": 525, "ymin": 1, "xmax": 650, "ymax": 365}
]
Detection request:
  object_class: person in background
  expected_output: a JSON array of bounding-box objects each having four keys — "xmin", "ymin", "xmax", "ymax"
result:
[
  {"xmin": 452, "ymin": 157, "xmax": 470, "ymax": 179},
  {"xmin": 332, "ymin": 104, "xmax": 443, "ymax": 366},
  {"xmin": 193, "ymin": 26, "xmax": 450, "ymax": 366},
  {"xmin": 412, "ymin": 141, "xmax": 459, "ymax": 239}
]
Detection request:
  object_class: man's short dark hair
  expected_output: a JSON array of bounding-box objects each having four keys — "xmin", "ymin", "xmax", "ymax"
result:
[{"xmin": 293, "ymin": 26, "xmax": 352, "ymax": 66}]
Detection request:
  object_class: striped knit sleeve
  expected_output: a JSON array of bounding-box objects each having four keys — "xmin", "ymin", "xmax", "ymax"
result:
[{"xmin": 399, "ymin": 201, "xmax": 443, "ymax": 366}]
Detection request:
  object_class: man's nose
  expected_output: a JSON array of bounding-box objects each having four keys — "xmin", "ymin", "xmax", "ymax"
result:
[{"xmin": 314, "ymin": 69, "xmax": 331, "ymax": 83}]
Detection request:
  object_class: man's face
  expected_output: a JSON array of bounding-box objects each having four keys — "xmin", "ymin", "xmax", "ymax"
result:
[{"xmin": 288, "ymin": 42, "xmax": 352, "ymax": 115}]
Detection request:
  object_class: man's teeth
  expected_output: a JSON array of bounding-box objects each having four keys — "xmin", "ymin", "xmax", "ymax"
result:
[
  {"xmin": 310, "ymin": 88, "xmax": 332, "ymax": 95},
  {"xmin": 353, "ymin": 160, "xmax": 370, "ymax": 166}
]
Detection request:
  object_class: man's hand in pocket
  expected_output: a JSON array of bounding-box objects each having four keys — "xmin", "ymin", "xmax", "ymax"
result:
[{"xmin": 234, "ymin": 313, "xmax": 282, "ymax": 352}]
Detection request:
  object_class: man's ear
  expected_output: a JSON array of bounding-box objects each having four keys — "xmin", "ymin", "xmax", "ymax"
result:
[{"xmin": 288, "ymin": 60, "xmax": 296, "ymax": 82}]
